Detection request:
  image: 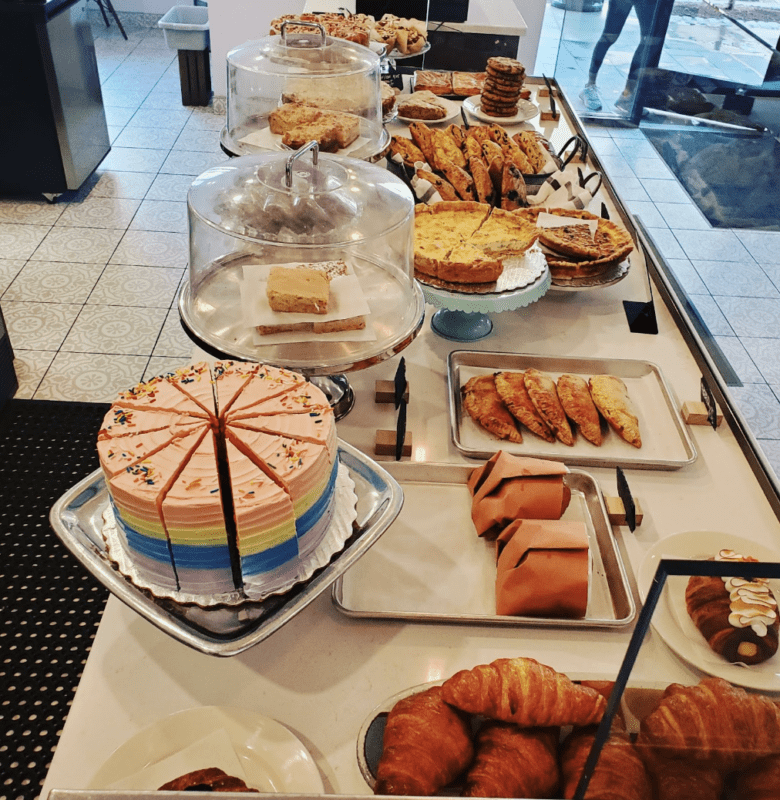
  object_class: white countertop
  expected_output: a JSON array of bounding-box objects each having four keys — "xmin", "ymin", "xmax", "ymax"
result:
[{"xmin": 41, "ymin": 89, "xmax": 780, "ymax": 799}]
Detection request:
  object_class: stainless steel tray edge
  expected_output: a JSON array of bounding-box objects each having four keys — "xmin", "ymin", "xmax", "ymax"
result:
[
  {"xmin": 49, "ymin": 440, "xmax": 404, "ymax": 657},
  {"xmin": 332, "ymin": 461, "xmax": 636, "ymax": 629},
  {"xmin": 447, "ymin": 350, "xmax": 697, "ymax": 470}
]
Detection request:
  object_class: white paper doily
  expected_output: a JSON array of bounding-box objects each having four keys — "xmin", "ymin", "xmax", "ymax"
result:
[{"xmin": 102, "ymin": 462, "xmax": 357, "ymax": 606}]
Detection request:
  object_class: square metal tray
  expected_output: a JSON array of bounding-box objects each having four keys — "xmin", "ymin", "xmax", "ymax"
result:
[
  {"xmin": 49, "ymin": 441, "xmax": 403, "ymax": 657},
  {"xmin": 449, "ymin": 351, "xmax": 697, "ymax": 470},
  {"xmin": 332, "ymin": 462, "xmax": 635, "ymax": 629}
]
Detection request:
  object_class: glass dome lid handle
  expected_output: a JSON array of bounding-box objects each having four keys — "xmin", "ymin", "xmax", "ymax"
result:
[
  {"xmin": 285, "ymin": 141, "xmax": 320, "ymax": 188},
  {"xmin": 280, "ymin": 19, "xmax": 327, "ymax": 47}
]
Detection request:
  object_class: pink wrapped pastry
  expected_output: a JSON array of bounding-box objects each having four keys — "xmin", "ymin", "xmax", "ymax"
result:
[
  {"xmin": 467, "ymin": 451, "xmax": 571, "ymax": 540},
  {"xmin": 496, "ymin": 519, "xmax": 590, "ymax": 618}
]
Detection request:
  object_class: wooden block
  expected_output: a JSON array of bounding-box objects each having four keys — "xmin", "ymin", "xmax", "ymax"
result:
[
  {"xmin": 375, "ymin": 430, "xmax": 412, "ymax": 457},
  {"xmin": 605, "ymin": 495, "xmax": 644, "ymax": 527},
  {"xmin": 375, "ymin": 379, "xmax": 410, "ymax": 404},
  {"xmin": 540, "ymin": 109, "xmax": 560, "ymax": 121},
  {"xmin": 520, "ymin": 88, "xmax": 532, "ymax": 100},
  {"xmin": 681, "ymin": 400, "xmax": 723, "ymax": 427},
  {"xmin": 538, "ymin": 87, "xmax": 556, "ymax": 98}
]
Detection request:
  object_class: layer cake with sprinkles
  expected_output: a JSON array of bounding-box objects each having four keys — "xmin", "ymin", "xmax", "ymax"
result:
[{"xmin": 98, "ymin": 361, "xmax": 338, "ymax": 598}]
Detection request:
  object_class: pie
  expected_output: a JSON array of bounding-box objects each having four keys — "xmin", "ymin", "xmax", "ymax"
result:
[
  {"xmin": 462, "ymin": 375, "xmax": 523, "ymax": 443},
  {"xmin": 494, "ymin": 371, "xmax": 555, "ymax": 442},
  {"xmin": 523, "ymin": 368, "xmax": 574, "ymax": 446},
  {"xmin": 557, "ymin": 374, "xmax": 602, "ymax": 446},
  {"xmin": 588, "ymin": 375, "xmax": 642, "ymax": 448},
  {"xmin": 414, "ymin": 201, "xmax": 539, "ymax": 284}
]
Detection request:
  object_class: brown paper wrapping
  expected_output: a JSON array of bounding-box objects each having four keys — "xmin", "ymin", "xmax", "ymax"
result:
[
  {"xmin": 468, "ymin": 451, "xmax": 571, "ymax": 540},
  {"xmin": 496, "ymin": 519, "xmax": 589, "ymax": 618}
]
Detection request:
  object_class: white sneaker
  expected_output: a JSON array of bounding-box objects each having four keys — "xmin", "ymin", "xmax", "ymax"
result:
[{"xmin": 579, "ymin": 85, "xmax": 602, "ymax": 112}]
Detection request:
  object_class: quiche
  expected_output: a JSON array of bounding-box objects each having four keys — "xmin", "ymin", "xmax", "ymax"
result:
[{"xmin": 414, "ymin": 202, "xmax": 540, "ymax": 284}]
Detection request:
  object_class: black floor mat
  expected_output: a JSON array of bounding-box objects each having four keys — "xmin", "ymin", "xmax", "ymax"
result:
[
  {"xmin": 643, "ymin": 127, "xmax": 780, "ymax": 230},
  {"xmin": 0, "ymin": 399, "xmax": 110, "ymax": 800}
]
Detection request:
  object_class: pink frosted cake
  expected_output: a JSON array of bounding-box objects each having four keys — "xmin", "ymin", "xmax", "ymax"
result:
[{"xmin": 98, "ymin": 362, "xmax": 339, "ymax": 596}]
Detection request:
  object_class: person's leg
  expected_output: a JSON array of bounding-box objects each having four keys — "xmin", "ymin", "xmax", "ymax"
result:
[
  {"xmin": 622, "ymin": 0, "xmax": 673, "ymax": 94},
  {"xmin": 581, "ymin": 0, "xmax": 635, "ymax": 110}
]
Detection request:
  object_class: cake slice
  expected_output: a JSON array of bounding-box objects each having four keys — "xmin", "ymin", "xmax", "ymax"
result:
[
  {"xmin": 227, "ymin": 426, "xmax": 338, "ymax": 555},
  {"xmin": 98, "ymin": 423, "xmax": 206, "ymax": 478},
  {"xmin": 225, "ymin": 364, "xmax": 306, "ymax": 418},
  {"xmin": 230, "ymin": 408, "xmax": 336, "ymax": 451},
  {"xmin": 227, "ymin": 381, "xmax": 331, "ymax": 419},
  {"xmin": 225, "ymin": 440, "xmax": 298, "ymax": 584},
  {"xmin": 212, "ymin": 361, "xmax": 260, "ymax": 417},
  {"xmin": 116, "ymin": 375, "xmax": 210, "ymax": 418},
  {"xmin": 162, "ymin": 429, "xmax": 235, "ymax": 595},
  {"xmin": 267, "ymin": 266, "xmax": 330, "ymax": 314},
  {"xmin": 108, "ymin": 427, "xmax": 208, "ymax": 590},
  {"xmin": 164, "ymin": 362, "xmax": 216, "ymax": 419},
  {"xmin": 98, "ymin": 405, "xmax": 202, "ymax": 440}
]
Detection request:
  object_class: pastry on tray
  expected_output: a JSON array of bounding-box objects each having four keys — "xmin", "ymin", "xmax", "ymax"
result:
[
  {"xmin": 374, "ymin": 685, "xmax": 473, "ymax": 796},
  {"xmin": 398, "ymin": 90, "xmax": 447, "ymax": 121},
  {"xmin": 159, "ymin": 767, "xmax": 258, "ymax": 792},
  {"xmin": 685, "ymin": 548, "xmax": 779, "ymax": 665},
  {"xmin": 494, "ymin": 371, "xmax": 555, "ymax": 443},
  {"xmin": 461, "ymin": 375, "xmax": 523, "ymax": 444},
  {"xmin": 523, "ymin": 368, "xmax": 574, "ymax": 446},
  {"xmin": 588, "ymin": 374, "xmax": 642, "ymax": 448},
  {"xmin": 557, "ymin": 373, "xmax": 603, "ymax": 446}
]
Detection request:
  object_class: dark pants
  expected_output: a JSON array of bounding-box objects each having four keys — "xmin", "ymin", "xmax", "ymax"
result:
[{"xmin": 588, "ymin": 0, "xmax": 673, "ymax": 85}]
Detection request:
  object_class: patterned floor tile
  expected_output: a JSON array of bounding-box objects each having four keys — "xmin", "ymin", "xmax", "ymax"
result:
[
  {"xmin": 664, "ymin": 258, "xmax": 707, "ymax": 295},
  {"xmin": 655, "ymin": 202, "xmax": 710, "ymax": 231},
  {"xmin": 128, "ymin": 107, "xmax": 191, "ymax": 131},
  {"xmin": 640, "ymin": 179, "xmax": 692, "ymax": 204},
  {"xmin": 103, "ymin": 106, "xmax": 136, "ymax": 128},
  {"xmin": 0, "ymin": 260, "xmax": 27, "ymax": 295},
  {"xmin": 100, "ymin": 147, "xmax": 169, "ymax": 174},
  {"xmin": 112, "ymin": 126, "xmax": 180, "ymax": 150},
  {"xmin": 713, "ymin": 336, "xmax": 764, "ymax": 384},
  {"xmin": 145, "ymin": 354, "xmax": 196, "ymax": 380},
  {"xmin": 173, "ymin": 127, "xmax": 222, "ymax": 153},
  {"xmin": 110, "ymin": 229, "xmax": 188, "ymax": 268},
  {"xmin": 688, "ymin": 294, "xmax": 734, "ymax": 336},
  {"xmin": 152, "ymin": 308, "xmax": 195, "ymax": 357},
  {"xmin": 3, "ymin": 301, "xmax": 82, "ymax": 350},
  {"xmin": 61, "ymin": 304, "xmax": 167, "ymax": 355},
  {"xmin": 736, "ymin": 230, "xmax": 780, "ymax": 267},
  {"xmin": 129, "ymin": 200, "xmax": 187, "ymax": 233},
  {"xmin": 715, "ymin": 296, "xmax": 780, "ymax": 338},
  {"xmin": 56, "ymin": 196, "xmax": 142, "ymax": 230},
  {"xmin": 729, "ymin": 383, "xmax": 780, "ymax": 439},
  {"xmin": 141, "ymin": 90, "xmax": 185, "ymax": 110},
  {"xmin": 31, "ymin": 227, "xmax": 123, "ymax": 263},
  {"xmin": 87, "ymin": 264, "xmax": 182, "ymax": 307},
  {"xmin": 0, "ymin": 200, "xmax": 65, "ymax": 226},
  {"xmin": 0, "ymin": 224, "xmax": 52, "ymax": 260},
  {"xmin": 101, "ymin": 88, "xmax": 150, "ymax": 109},
  {"xmin": 186, "ymin": 110, "xmax": 226, "ymax": 131},
  {"xmin": 159, "ymin": 150, "xmax": 226, "ymax": 176},
  {"xmin": 740, "ymin": 338, "xmax": 780, "ymax": 385},
  {"xmin": 11, "ymin": 350, "xmax": 56, "ymax": 399},
  {"xmin": 145, "ymin": 173, "xmax": 194, "ymax": 202},
  {"xmin": 33, "ymin": 351, "xmax": 149, "ymax": 402},
  {"xmin": 757, "ymin": 439, "xmax": 780, "ymax": 483},
  {"xmin": 692, "ymin": 259, "xmax": 779, "ymax": 299},
  {"xmin": 4, "ymin": 261, "xmax": 105, "ymax": 304},
  {"xmin": 89, "ymin": 170, "xmax": 156, "ymax": 200},
  {"xmin": 674, "ymin": 229, "xmax": 752, "ymax": 263}
]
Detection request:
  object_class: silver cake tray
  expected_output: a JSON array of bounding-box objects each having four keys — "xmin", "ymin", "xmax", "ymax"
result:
[{"xmin": 49, "ymin": 441, "xmax": 403, "ymax": 657}]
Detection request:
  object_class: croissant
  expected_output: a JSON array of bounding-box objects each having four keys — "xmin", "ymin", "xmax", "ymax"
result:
[
  {"xmin": 374, "ymin": 685, "xmax": 474, "ymax": 795},
  {"xmin": 735, "ymin": 754, "xmax": 780, "ymax": 800},
  {"xmin": 440, "ymin": 657, "xmax": 606, "ymax": 728},
  {"xmin": 560, "ymin": 725, "xmax": 652, "ymax": 800},
  {"xmin": 638, "ymin": 752, "xmax": 722, "ymax": 800},
  {"xmin": 636, "ymin": 677, "xmax": 780, "ymax": 772},
  {"xmin": 462, "ymin": 722, "xmax": 559, "ymax": 798},
  {"xmin": 685, "ymin": 549, "xmax": 779, "ymax": 665}
]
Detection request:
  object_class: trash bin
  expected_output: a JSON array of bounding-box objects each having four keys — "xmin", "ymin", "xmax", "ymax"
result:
[{"xmin": 158, "ymin": 5, "xmax": 211, "ymax": 106}]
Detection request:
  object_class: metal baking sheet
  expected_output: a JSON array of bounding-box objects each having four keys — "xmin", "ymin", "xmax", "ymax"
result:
[
  {"xmin": 332, "ymin": 461, "xmax": 635, "ymax": 628},
  {"xmin": 49, "ymin": 441, "xmax": 403, "ymax": 657},
  {"xmin": 449, "ymin": 350, "xmax": 697, "ymax": 469}
]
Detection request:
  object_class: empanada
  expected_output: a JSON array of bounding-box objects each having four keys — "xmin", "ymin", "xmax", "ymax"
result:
[
  {"xmin": 462, "ymin": 375, "xmax": 523, "ymax": 443},
  {"xmin": 524, "ymin": 368, "xmax": 574, "ymax": 446},
  {"xmin": 557, "ymin": 373, "xmax": 602, "ymax": 446},
  {"xmin": 494, "ymin": 371, "xmax": 554, "ymax": 442},
  {"xmin": 588, "ymin": 374, "xmax": 642, "ymax": 448}
]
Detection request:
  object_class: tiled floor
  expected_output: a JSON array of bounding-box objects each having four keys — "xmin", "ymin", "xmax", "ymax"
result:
[{"xmin": 2, "ymin": 10, "xmax": 780, "ymax": 479}]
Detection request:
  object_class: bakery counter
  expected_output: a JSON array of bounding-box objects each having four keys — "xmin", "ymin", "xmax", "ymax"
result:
[{"xmin": 40, "ymin": 80, "xmax": 780, "ymax": 798}]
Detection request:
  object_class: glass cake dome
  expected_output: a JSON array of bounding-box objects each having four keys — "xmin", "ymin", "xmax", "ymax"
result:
[
  {"xmin": 221, "ymin": 24, "xmax": 389, "ymax": 161},
  {"xmin": 179, "ymin": 143, "xmax": 425, "ymax": 375}
]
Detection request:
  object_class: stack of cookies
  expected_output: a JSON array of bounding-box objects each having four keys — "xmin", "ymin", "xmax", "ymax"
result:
[{"xmin": 480, "ymin": 57, "xmax": 526, "ymax": 118}]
